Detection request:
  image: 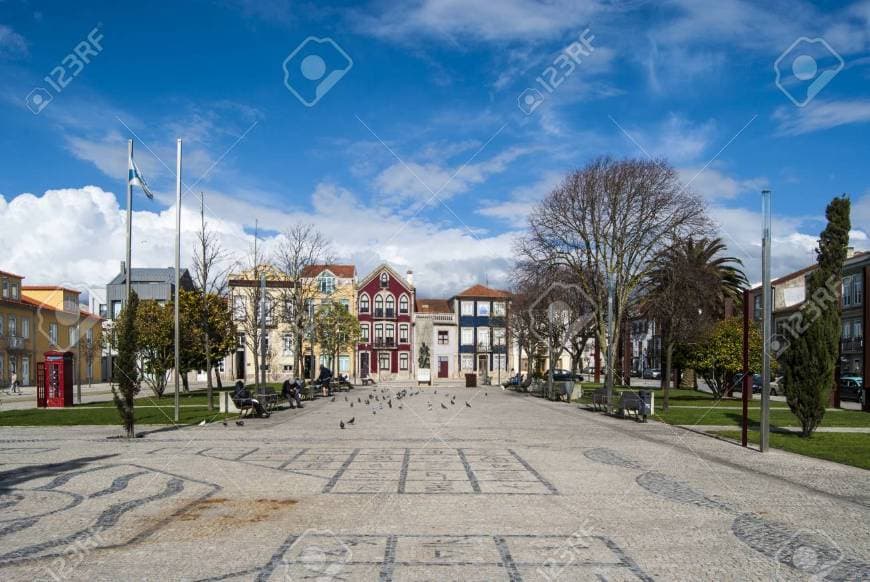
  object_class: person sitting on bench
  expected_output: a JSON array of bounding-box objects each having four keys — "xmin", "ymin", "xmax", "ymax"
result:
[
  {"xmin": 315, "ymin": 365, "xmax": 333, "ymax": 397},
  {"xmin": 234, "ymin": 381, "xmax": 269, "ymax": 417},
  {"xmin": 281, "ymin": 378, "xmax": 304, "ymax": 409}
]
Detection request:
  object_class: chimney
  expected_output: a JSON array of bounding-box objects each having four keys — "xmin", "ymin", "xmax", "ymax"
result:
[
  {"xmin": 406, "ymin": 270, "xmax": 414, "ymax": 286},
  {"xmin": 120, "ymin": 260, "xmax": 126, "ymax": 274},
  {"xmin": 846, "ymin": 246, "xmax": 855, "ymax": 259}
]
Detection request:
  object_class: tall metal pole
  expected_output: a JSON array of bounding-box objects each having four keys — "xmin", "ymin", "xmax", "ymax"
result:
[
  {"xmin": 741, "ymin": 288, "xmax": 750, "ymax": 447},
  {"xmin": 605, "ymin": 274, "xmax": 614, "ymax": 413},
  {"xmin": 173, "ymin": 139, "xmax": 182, "ymax": 423},
  {"xmin": 125, "ymin": 139, "xmax": 133, "ymax": 303},
  {"xmin": 260, "ymin": 273, "xmax": 267, "ymax": 390},
  {"xmin": 761, "ymin": 189, "xmax": 772, "ymax": 452}
]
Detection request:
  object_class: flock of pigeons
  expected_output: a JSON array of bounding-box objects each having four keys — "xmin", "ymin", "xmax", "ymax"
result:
[{"xmin": 336, "ymin": 387, "xmax": 485, "ymax": 429}]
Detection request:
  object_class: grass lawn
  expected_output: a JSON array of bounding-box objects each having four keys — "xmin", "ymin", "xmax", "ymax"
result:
[
  {"xmin": 713, "ymin": 430, "xmax": 870, "ymax": 471},
  {"xmin": 570, "ymin": 384, "xmax": 870, "ymax": 429},
  {"xmin": 0, "ymin": 391, "xmax": 230, "ymax": 427}
]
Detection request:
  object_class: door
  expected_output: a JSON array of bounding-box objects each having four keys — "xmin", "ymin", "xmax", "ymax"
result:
[
  {"xmin": 477, "ymin": 355, "xmax": 488, "ymax": 377},
  {"xmin": 360, "ymin": 352, "xmax": 369, "ymax": 378},
  {"xmin": 21, "ymin": 357, "xmax": 30, "ymax": 386},
  {"xmin": 304, "ymin": 355, "xmax": 314, "ymax": 380},
  {"xmin": 438, "ymin": 356, "xmax": 448, "ymax": 378},
  {"xmin": 235, "ymin": 350, "xmax": 245, "ymax": 381}
]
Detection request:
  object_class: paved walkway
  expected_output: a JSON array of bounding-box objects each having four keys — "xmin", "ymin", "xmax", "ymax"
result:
[{"xmin": 0, "ymin": 384, "xmax": 867, "ymax": 581}]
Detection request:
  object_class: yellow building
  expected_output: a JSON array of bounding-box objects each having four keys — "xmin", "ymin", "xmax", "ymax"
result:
[
  {"xmin": 21, "ymin": 285, "xmax": 103, "ymax": 385},
  {"xmin": 0, "ymin": 270, "xmax": 37, "ymax": 387},
  {"xmin": 300, "ymin": 265, "xmax": 358, "ymax": 379}
]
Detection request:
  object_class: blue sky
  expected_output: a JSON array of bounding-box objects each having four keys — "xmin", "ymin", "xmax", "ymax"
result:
[{"xmin": 0, "ymin": 0, "xmax": 868, "ymax": 297}]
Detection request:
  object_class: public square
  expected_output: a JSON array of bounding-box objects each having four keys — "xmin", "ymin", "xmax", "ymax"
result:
[{"xmin": 1, "ymin": 384, "xmax": 867, "ymax": 581}]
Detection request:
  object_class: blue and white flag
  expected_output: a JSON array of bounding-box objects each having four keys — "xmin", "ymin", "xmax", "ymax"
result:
[{"xmin": 128, "ymin": 153, "xmax": 154, "ymax": 200}]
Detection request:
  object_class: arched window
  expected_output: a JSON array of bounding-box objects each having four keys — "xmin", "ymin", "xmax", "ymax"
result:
[
  {"xmin": 385, "ymin": 324, "xmax": 395, "ymax": 345},
  {"xmin": 399, "ymin": 324, "xmax": 409, "ymax": 343},
  {"xmin": 359, "ymin": 294, "xmax": 370, "ymax": 313},
  {"xmin": 385, "ymin": 295, "xmax": 395, "ymax": 316},
  {"xmin": 374, "ymin": 295, "xmax": 384, "ymax": 316},
  {"xmin": 380, "ymin": 272, "xmax": 389, "ymax": 288},
  {"xmin": 399, "ymin": 294, "xmax": 409, "ymax": 314}
]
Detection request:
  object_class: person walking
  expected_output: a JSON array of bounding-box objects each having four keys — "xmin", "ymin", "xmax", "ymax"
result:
[{"xmin": 10, "ymin": 372, "xmax": 19, "ymax": 394}]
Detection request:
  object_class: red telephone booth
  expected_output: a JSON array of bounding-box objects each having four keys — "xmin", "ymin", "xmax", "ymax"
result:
[{"xmin": 37, "ymin": 351, "xmax": 74, "ymax": 408}]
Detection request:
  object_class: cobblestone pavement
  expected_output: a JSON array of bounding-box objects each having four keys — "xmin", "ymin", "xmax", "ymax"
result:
[{"xmin": 0, "ymin": 385, "xmax": 867, "ymax": 581}]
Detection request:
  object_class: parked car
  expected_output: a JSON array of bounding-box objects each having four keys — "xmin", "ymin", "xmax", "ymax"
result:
[
  {"xmin": 550, "ymin": 369, "xmax": 583, "ymax": 382},
  {"xmin": 748, "ymin": 374, "xmax": 782, "ymax": 396},
  {"xmin": 840, "ymin": 376, "xmax": 865, "ymax": 405},
  {"xmin": 642, "ymin": 368, "xmax": 661, "ymax": 380}
]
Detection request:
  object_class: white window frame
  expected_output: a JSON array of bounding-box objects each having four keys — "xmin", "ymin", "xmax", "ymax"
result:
[
  {"xmin": 282, "ymin": 334, "xmax": 293, "ymax": 355},
  {"xmin": 460, "ymin": 327, "xmax": 473, "ymax": 346},
  {"xmin": 477, "ymin": 327, "xmax": 490, "ymax": 349},
  {"xmin": 359, "ymin": 294, "xmax": 370, "ymax": 313},
  {"xmin": 361, "ymin": 323, "xmax": 370, "ymax": 343},
  {"xmin": 49, "ymin": 322, "xmax": 58, "ymax": 344},
  {"xmin": 399, "ymin": 294, "xmax": 409, "ymax": 314},
  {"xmin": 477, "ymin": 302, "xmax": 490, "ymax": 317},
  {"xmin": 493, "ymin": 302, "xmax": 506, "ymax": 316},
  {"xmin": 460, "ymin": 301, "xmax": 474, "ymax": 316},
  {"xmin": 399, "ymin": 352, "xmax": 409, "ymax": 370},
  {"xmin": 233, "ymin": 295, "xmax": 245, "ymax": 321},
  {"xmin": 399, "ymin": 324, "xmax": 409, "ymax": 343},
  {"xmin": 461, "ymin": 354, "xmax": 474, "ymax": 370}
]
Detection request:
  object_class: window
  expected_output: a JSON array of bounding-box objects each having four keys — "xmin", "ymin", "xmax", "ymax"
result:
[
  {"xmin": 855, "ymin": 321, "xmax": 863, "ymax": 338},
  {"xmin": 361, "ymin": 324, "xmax": 370, "ymax": 343},
  {"xmin": 85, "ymin": 328, "xmax": 92, "ymax": 345},
  {"xmin": 460, "ymin": 301, "xmax": 474, "ymax": 316},
  {"xmin": 477, "ymin": 302, "xmax": 490, "ymax": 317},
  {"xmin": 385, "ymin": 295, "xmax": 395, "ymax": 316},
  {"xmin": 461, "ymin": 354, "xmax": 474, "ymax": 370},
  {"xmin": 399, "ymin": 295, "xmax": 409, "ymax": 314},
  {"xmin": 304, "ymin": 299, "xmax": 314, "ymax": 318},
  {"xmin": 11, "ymin": 284, "xmax": 19, "ymax": 300},
  {"xmin": 843, "ymin": 276, "xmax": 854, "ymax": 306},
  {"xmin": 374, "ymin": 295, "xmax": 384, "ymax": 316},
  {"xmin": 319, "ymin": 274, "xmax": 336, "ymax": 294},
  {"xmin": 8, "ymin": 315, "xmax": 16, "ymax": 337},
  {"xmin": 493, "ymin": 327, "xmax": 506, "ymax": 347},
  {"xmin": 493, "ymin": 354, "xmax": 507, "ymax": 371},
  {"xmin": 1, "ymin": 278, "xmax": 7, "ymax": 298},
  {"xmin": 375, "ymin": 323, "xmax": 384, "ymax": 339},
  {"xmin": 460, "ymin": 327, "xmax": 473, "ymax": 346},
  {"xmin": 380, "ymin": 272, "xmax": 389, "ymax": 288},
  {"xmin": 263, "ymin": 296, "xmax": 274, "ymax": 325},
  {"xmin": 399, "ymin": 324, "xmax": 409, "ymax": 343},
  {"xmin": 282, "ymin": 334, "xmax": 293, "ymax": 355},
  {"xmin": 360, "ymin": 294, "xmax": 370, "ymax": 313},
  {"xmin": 437, "ymin": 330, "xmax": 449, "ymax": 345},
  {"xmin": 21, "ymin": 318, "xmax": 29, "ymax": 339},
  {"xmin": 49, "ymin": 322, "xmax": 57, "ymax": 344},
  {"xmin": 99, "ymin": 304, "xmax": 108, "ymax": 318},
  {"xmin": 283, "ymin": 364, "xmax": 293, "ymax": 372},
  {"xmin": 339, "ymin": 298, "xmax": 349, "ymax": 311},
  {"xmin": 339, "ymin": 355, "xmax": 350, "ymax": 373},
  {"xmin": 0, "ymin": 315, "xmax": 3, "ymax": 336},
  {"xmin": 843, "ymin": 321, "xmax": 851, "ymax": 338},
  {"xmin": 492, "ymin": 302, "xmax": 506, "ymax": 317},
  {"xmin": 112, "ymin": 301, "xmax": 123, "ymax": 319},
  {"xmin": 233, "ymin": 295, "xmax": 245, "ymax": 321},
  {"xmin": 237, "ymin": 333, "xmax": 246, "ymax": 350},
  {"xmin": 399, "ymin": 353, "xmax": 409, "ymax": 370},
  {"xmin": 855, "ymin": 273, "xmax": 864, "ymax": 305},
  {"xmin": 477, "ymin": 327, "xmax": 490, "ymax": 349},
  {"xmin": 385, "ymin": 323, "xmax": 395, "ymax": 343},
  {"xmin": 68, "ymin": 327, "xmax": 77, "ymax": 347}
]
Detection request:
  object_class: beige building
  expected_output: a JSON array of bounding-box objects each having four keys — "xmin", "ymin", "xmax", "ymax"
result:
[
  {"xmin": 0, "ymin": 270, "xmax": 37, "ymax": 387},
  {"xmin": 300, "ymin": 265, "xmax": 358, "ymax": 379}
]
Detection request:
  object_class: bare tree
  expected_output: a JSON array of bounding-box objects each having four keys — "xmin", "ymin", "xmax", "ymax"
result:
[
  {"xmin": 274, "ymin": 224, "xmax": 332, "ymax": 379},
  {"xmin": 191, "ymin": 193, "xmax": 231, "ymax": 410},
  {"xmin": 522, "ymin": 157, "xmax": 709, "ymax": 404}
]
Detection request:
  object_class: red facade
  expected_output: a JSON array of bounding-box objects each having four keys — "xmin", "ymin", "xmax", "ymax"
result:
[{"xmin": 356, "ymin": 266, "xmax": 415, "ymax": 380}]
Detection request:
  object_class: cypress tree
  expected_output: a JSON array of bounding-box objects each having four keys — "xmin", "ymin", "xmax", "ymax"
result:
[
  {"xmin": 780, "ymin": 196, "xmax": 850, "ymax": 436},
  {"xmin": 113, "ymin": 292, "xmax": 140, "ymax": 438}
]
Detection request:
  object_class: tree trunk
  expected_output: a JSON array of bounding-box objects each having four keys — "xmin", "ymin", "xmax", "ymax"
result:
[
  {"xmin": 182, "ymin": 373, "xmax": 189, "ymax": 392},
  {"xmin": 663, "ymin": 339, "xmax": 674, "ymax": 412},
  {"xmin": 214, "ymin": 365, "xmax": 223, "ymax": 389},
  {"xmin": 205, "ymin": 330, "xmax": 213, "ymax": 411}
]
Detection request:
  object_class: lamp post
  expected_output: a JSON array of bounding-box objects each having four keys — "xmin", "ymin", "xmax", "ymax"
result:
[{"xmin": 760, "ymin": 189, "xmax": 772, "ymax": 452}]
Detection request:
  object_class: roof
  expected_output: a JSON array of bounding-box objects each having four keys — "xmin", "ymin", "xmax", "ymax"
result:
[
  {"xmin": 749, "ymin": 250, "xmax": 870, "ymax": 292},
  {"xmin": 20, "ymin": 296, "xmax": 101, "ymax": 319},
  {"xmin": 415, "ymin": 298, "xmax": 452, "ymax": 313},
  {"xmin": 302, "ymin": 264, "xmax": 356, "ymax": 278},
  {"xmin": 109, "ymin": 267, "xmax": 191, "ymax": 286},
  {"xmin": 453, "ymin": 284, "xmax": 511, "ymax": 299},
  {"xmin": 0, "ymin": 269, "xmax": 24, "ymax": 279},
  {"xmin": 22, "ymin": 285, "xmax": 81, "ymax": 294},
  {"xmin": 357, "ymin": 263, "xmax": 415, "ymax": 290}
]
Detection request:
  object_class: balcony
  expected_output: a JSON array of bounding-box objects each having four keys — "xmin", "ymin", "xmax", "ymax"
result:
[
  {"xmin": 841, "ymin": 337, "xmax": 864, "ymax": 353},
  {"xmin": 5, "ymin": 336, "xmax": 29, "ymax": 351},
  {"xmin": 373, "ymin": 338, "xmax": 396, "ymax": 348},
  {"xmin": 476, "ymin": 342, "xmax": 491, "ymax": 352},
  {"xmin": 373, "ymin": 308, "xmax": 396, "ymax": 319}
]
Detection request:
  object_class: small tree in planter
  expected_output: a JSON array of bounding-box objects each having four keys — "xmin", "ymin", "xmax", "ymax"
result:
[{"xmin": 686, "ymin": 317, "xmax": 765, "ymax": 398}]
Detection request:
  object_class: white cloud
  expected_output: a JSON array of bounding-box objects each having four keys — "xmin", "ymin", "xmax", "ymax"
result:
[
  {"xmin": 358, "ymin": 0, "xmax": 605, "ymax": 43},
  {"xmin": 679, "ymin": 167, "xmax": 767, "ymax": 200},
  {"xmin": 477, "ymin": 171, "xmax": 562, "ymax": 227},
  {"xmin": 0, "ymin": 24, "xmax": 27, "ymax": 58},
  {"xmin": 0, "ymin": 184, "xmax": 519, "ymax": 298},
  {"xmin": 774, "ymin": 100, "xmax": 870, "ymax": 135}
]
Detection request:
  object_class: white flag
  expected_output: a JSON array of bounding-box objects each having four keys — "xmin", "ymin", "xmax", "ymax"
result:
[{"xmin": 128, "ymin": 152, "xmax": 154, "ymax": 200}]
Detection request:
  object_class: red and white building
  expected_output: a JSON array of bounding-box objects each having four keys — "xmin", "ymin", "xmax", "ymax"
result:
[{"xmin": 356, "ymin": 265, "xmax": 415, "ymax": 381}]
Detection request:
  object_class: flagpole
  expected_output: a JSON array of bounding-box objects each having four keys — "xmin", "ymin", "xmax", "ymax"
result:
[
  {"xmin": 174, "ymin": 139, "xmax": 182, "ymax": 423},
  {"xmin": 125, "ymin": 139, "xmax": 133, "ymax": 303}
]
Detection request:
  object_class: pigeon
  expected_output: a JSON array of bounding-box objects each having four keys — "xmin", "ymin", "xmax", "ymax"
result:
[
  {"xmin": 465, "ymin": 401, "xmax": 471, "ymax": 407},
  {"xmin": 434, "ymin": 390, "xmax": 437, "ymax": 394},
  {"xmin": 340, "ymin": 420, "xmax": 345, "ymax": 429},
  {"xmin": 441, "ymin": 402, "xmax": 448, "ymax": 409},
  {"xmin": 388, "ymin": 400, "xmax": 392, "ymax": 408},
  {"xmin": 198, "ymin": 419, "xmax": 207, "ymax": 426},
  {"xmin": 399, "ymin": 404, "xmax": 403, "ymax": 410},
  {"xmin": 222, "ymin": 421, "xmax": 227, "ymax": 427},
  {"xmin": 358, "ymin": 397, "xmax": 361, "ymax": 403},
  {"xmin": 373, "ymin": 409, "xmax": 377, "ymax": 415},
  {"xmin": 235, "ymin": 420, "xmax": 245, "ymax": 426},
  {"xmin": 348, "ymin": 417, "xmax": 355, "ymax": 425},
  {"xmin": 345, "ymin": 396, "xmax": 348, "ymax": 401},
  {"xmin": 485, "ymin": 392, "xmax": 488, "ymax": 397},
  {"xmin": 331, "ymin": 396, "xmax": 335, "ymax": 402},
  {"xmin": 350, "ymin": 402, "xmax": 354, "ymax": 408}
]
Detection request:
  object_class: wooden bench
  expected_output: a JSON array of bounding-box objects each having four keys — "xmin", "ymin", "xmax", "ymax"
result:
[
  {"xmin": 255, "ymin": 387, "xmax": 279, "ymax": 412},
  {"xmin": 361, "ymin": 377, "xmax": 376, "ymax": 386},
  {"xmin": 220, "ymin": 391, "xmax": 253, "ymax": 418},
  {"xmin": 619, "ymin": 391, "xmax": 650, "ymax": 422}
]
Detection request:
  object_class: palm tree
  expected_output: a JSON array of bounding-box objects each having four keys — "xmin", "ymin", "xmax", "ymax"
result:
[{"xmin": 642, "ymin": 237, "xmax": 748, "ymax": 409}]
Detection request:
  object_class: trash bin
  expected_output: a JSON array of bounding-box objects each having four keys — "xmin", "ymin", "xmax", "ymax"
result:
[
  {"xmin": 465, "ymin": 373, "xmax": 477, "ymax": 388},
  {"xmin": 637, "ymin": 390, "xmax": 652, "ymax": 422}
]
